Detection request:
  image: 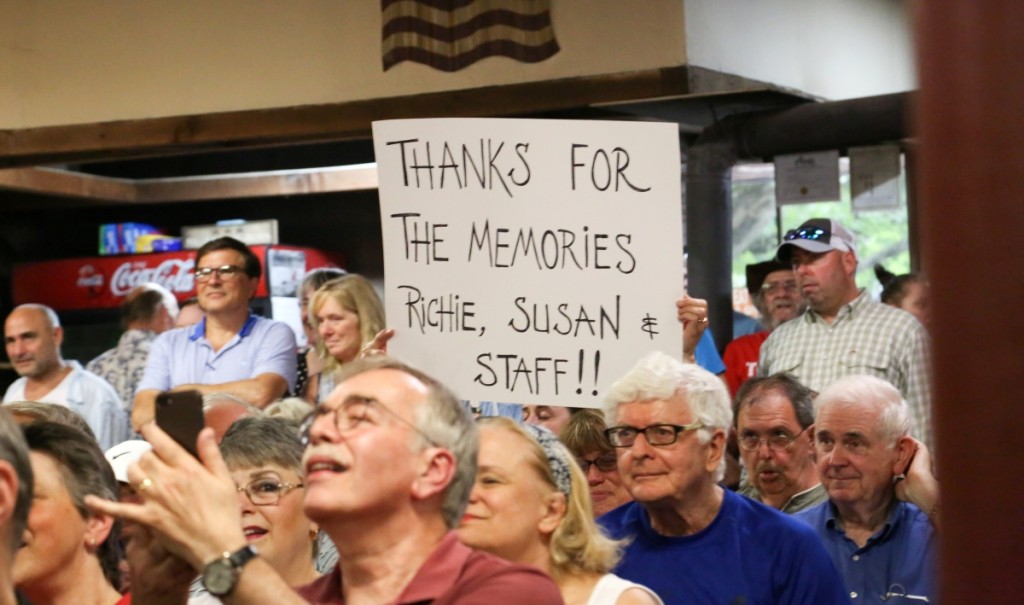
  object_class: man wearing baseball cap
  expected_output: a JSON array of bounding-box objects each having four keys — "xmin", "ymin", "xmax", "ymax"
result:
[{"xmin": 758, "ymin": 218, "xmax": 934, "ymax": 451}]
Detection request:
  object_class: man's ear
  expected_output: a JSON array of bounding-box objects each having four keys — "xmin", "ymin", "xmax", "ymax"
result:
[
  {"xmin": 704, "ymin": 428, "xmax": 727, "ymax": 474},
  {"xmin": 841, "ymin": 250, "xmax": 858, "ymax": 277},
  {"xmin": 52, "ymin": 325, "xmax": 64, "ymax": 348},
  {"xmin": 537, "ymin": 491, "xmax": 567, "ymax": 536},
  {"xmin": 411, "ymin": 447, "xmax": 457, "ymax": 503},
  {"xmin": 892, "ymin": 435, "xmax": 915, "ymax": 475},
  {"xmin": 804, "ymin": 424, "xmax": 816, "ymax": 459}
]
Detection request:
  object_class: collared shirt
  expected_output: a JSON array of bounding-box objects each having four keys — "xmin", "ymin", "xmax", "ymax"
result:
[
  {"xmin": 795, "ymin": 500, "xmax": 937, "ymax": 604},
  {"xmin": 296, "ymin": 532, "xmax": 563, "ymax": 605},
  {"xmin": 3, "ymin": 361, "xmax": 131, "ymax": 450},
  {"xmin": 86, "ymin": 328, "xmax": 158, "ymax": 407},
  {"xmin": 738, "ymin": 482, "xmax": 828, "ymax": 514},
  {"xmin": 758, "ymin": 289, "xmax": 933, "ymax": 450},
  {"xmin": 138, "ymin": 314, "xmax": 297, "ymax": 394},
  {"xmin": 600, "ymin": 489, "xmax": 852, "ymax": 605}
]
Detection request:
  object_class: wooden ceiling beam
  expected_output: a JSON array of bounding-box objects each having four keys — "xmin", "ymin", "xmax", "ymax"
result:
[
  {"xmin": 0, "ymin": 66, "xmax": 700, "ymax": 168},
  {"xmin": 0, "ymin": 164, "xmax": 379, "ymax": 205}
]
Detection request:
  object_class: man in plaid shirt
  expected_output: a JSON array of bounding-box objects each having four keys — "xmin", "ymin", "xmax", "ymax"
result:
[{"xmin": 759, "ymin": 218, "xmax": 934, "ymax": 451}]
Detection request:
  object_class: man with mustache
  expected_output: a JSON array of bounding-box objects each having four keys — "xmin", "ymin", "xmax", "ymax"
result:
[
  {"xmin": 795, "ymin": 374, "xmax": 938, "ymax": 604},
  {"xmin": 759, "ymin": 218, "xmax": 934, "ymax": 452},
  {"xmin": 734, "ymin": 374, "xmax": 825, "ymax": 513},
  {"xmin": 722, "ymin": 260, "xmax": 804, "ymax": 396}
]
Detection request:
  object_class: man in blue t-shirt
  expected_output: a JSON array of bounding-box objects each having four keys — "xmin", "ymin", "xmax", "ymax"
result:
[{"xmin": 599, "ymin": 352, "xmax": 850, "ymax": 605}]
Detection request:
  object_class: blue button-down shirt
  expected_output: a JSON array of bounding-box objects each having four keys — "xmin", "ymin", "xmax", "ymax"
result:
[
  {"xmin": 138, "ymin": 314, "xmax": 297, "ymax": 393},
  {"xmin": 795, "ymin": 500, "xmax": 937, "ymax": 604}
]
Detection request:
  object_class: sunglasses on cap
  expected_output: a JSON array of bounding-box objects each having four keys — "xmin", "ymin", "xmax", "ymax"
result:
[{"xmin": 783, "ymin": 227, "xmax": 829, "ymax": 242}]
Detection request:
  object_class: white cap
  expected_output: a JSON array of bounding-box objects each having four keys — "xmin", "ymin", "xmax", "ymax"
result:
[{"xmin": 104, "ymin": 440, "xmax": 152, "ymax": 483}]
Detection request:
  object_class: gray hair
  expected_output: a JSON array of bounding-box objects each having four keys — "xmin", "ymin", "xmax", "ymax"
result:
[
  {"xmin": 5, "ymin": 401, "xmax": 97, "ymax": 441},
  {"xmin": 221, "ymin": 416, "xmax": 303, "ymax": 473},
  {"xmin": 603, "ymin": 352, "xmax": 732, "ymax": 482},
  {"xmin": 202, "ymin": 392, "xmax": 263, "ymax": 415},
  {"xmin": 814, "ymin": 375, "xmax": 912, "ymax": 445},
  {"xmin": 300, "ymin": 268, "xmax": 347, "ymax": 295},
  {"xmin": 11, "ymin": 304, "xmax": 61, "ymax": 329},
  {"xmin": 0, "ymin": 409, "xmax": 32, "ymax": 555},
  {"xmin": 264, "ymin": 397, "xmax": 315, "ymax": 424},
  {"xmin": 734, "ymin": 373, "xmax": 816, "ymax": 430},
  {"xmin": 334, "ymin": 356, "xmax": 477, "ymax": 529}
]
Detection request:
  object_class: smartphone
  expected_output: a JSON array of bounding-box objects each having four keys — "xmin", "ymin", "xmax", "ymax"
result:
[{"xmin": 155, "ymin": 390, "xmax": 204, "ymax": 457}]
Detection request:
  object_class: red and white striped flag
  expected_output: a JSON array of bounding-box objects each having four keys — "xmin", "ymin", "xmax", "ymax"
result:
[{"xmin": 382, "ymin": 0, "xmax": 560, "ymax": 72}]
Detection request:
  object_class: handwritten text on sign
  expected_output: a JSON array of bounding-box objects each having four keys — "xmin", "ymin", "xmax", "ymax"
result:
[{"xmin": 373, "ymin": 119, "xmax": 684, "ymax": 407}]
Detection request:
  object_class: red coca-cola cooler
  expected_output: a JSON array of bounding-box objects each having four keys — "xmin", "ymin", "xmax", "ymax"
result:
[{"xmin": 9, "ymin": 245, "xmax": 343, "ymax": 372}]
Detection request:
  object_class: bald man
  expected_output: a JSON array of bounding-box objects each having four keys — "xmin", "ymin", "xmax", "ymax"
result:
[{"xmin": 3, "ymin": 304, "xmax": 130, "ymax": 449}]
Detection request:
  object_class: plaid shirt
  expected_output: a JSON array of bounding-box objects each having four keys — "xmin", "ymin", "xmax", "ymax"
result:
[{"xmin": 759, "ymin": 289, "xmax": 934, "ymax": 450}]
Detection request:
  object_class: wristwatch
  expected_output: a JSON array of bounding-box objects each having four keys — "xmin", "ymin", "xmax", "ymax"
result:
[{"xmin": 201, "ymin": 545, "xmax": 259, "ymax": 596}]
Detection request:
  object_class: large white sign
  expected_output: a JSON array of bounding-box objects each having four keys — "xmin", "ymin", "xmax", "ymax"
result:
[{"xmin": 372, "ymin": 118, "xmax": 684, "ymax": 407}]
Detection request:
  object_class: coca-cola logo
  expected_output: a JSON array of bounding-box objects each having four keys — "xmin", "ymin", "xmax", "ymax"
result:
[
  {"xmin": 110, "ymin": 259, "xmax": 196, "ymax": 296},
  {"xmin": 76, "ymin": 265, "xmax": 104, "ymax": 288}
]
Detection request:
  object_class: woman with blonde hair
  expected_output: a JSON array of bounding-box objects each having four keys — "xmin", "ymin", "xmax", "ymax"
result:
[
  {"xmin": 457, "ymin": 417, "xmax": 662, "ymax": 605},
  {"xmin": 307, "ymin": 274, "xmax": 386, "ymax": 402}
]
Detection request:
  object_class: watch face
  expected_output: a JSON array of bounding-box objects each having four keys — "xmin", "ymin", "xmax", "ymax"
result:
[{"xmin": 203, "ymin": 559, "xmax": 237, "ymax": 596}]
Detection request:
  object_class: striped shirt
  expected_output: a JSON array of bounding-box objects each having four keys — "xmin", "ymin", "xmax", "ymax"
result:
[{"xmin": 758, "ymin": 289, "xmax": 933, "ymax": 450}]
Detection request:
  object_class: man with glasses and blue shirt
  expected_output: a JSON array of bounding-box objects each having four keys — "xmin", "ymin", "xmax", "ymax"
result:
[
  {"xmin": 599, "ymin": 352, "xmax": 850, "ymax": 605},
  {"xmin": 759, "ymin": 218, "xmax": 934, "ymax": 452},
  {"xmin": 735, "ymin": 373, "xmax": 826, "ymax": 513},
  {"xmin": 133, "ymin": 237, "xmax": 296, "ymax": 429},
  {"xmin": 794, "ymin": 374, "xmax": 938, "ymax": 604}
]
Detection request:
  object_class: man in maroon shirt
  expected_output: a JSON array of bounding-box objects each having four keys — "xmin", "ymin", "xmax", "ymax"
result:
[{"xmin": 90, "ymin": 356, "xmax": 564, "ymax": 605}]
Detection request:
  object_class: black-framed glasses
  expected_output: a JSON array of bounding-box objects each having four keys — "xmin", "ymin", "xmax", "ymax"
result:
[
  {"xmin": 737, "ymin": 426, "xmax": 809, "ymax": 452},
  {"xmin": 194, "ymin": 264, "xmax": 245, "ymax": 282},
  {"xmin": 576, "ymin": 452, "xmax": 618, "ymax": 474},
  {"xmin": 784, "ymin": 227, "xmax": 829, "ymax": 242},
  {"xmin": 236, "ymin": 478, "xmax": 303, "ymax": 506},
  {"xmin": 300, "ymin": 395, "xmax": 436, "ymax": 447},
  {"xmin": 605, "ymin": 422, "xmax": 705, "ymax": 448}
]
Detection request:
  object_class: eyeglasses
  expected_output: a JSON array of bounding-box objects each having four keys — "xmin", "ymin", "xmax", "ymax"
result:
[
  {"xmin": 300, "ymin": 395, "xmax": 436, "ymax": 447},
  {"xmin": 194, "ymin": 264, "xmax": 246, "ymax": 282},
  {"xmin": 236, "ymin": 478, "xmax": 303, "ymax": 506},
  {"xmin": 784, "ymin": 227, "xmax": 829, "ymax": 242},
  {"xmin": 737, "ymin": 427, "xmax": 809, "ymax": 452},
  {"xmin": 577, "ymin": 453, "xmax": 618, "ymax": 474},
  {"xmin": 761, "ymin": 280, "xmax": 798, "ymax": 295},
  {"xmin": 604, "ymin": 422, "xmax": 705, "ymax": 448}
]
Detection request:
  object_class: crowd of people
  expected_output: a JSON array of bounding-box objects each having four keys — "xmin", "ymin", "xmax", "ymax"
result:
[{"xmin": 0, "ymin": 218, "xmax": 938, "ymax": 605}]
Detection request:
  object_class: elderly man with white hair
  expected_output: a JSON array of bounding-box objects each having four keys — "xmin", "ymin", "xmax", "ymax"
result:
[
  {"xmin": 599, "ymin": 352, "xmax": 850, "ymax": 605},
  {"xmin": 795, "ymin": 374, "xmax": 939, "ymax": 604}
]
